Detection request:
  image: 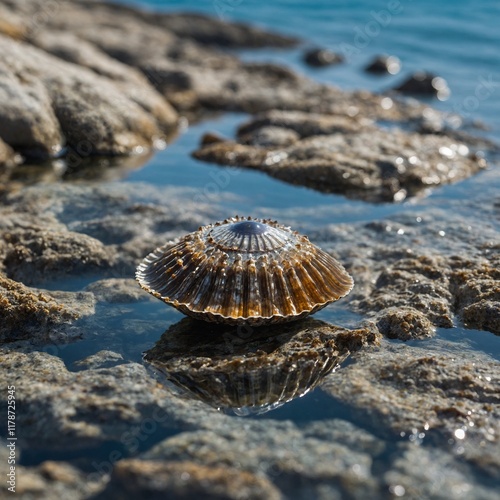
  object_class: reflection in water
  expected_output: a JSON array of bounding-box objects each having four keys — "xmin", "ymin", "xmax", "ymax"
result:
[
  {"xmin": 144, "ymin": 317, "xmax": 375, "ymax": 416},
  {"xmin": 4, "ymin": 151, "xmax": 155, "ymax": 185}
]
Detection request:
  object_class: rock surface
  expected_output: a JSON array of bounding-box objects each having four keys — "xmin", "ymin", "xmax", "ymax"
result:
[
  {"xmin": 0, "ymin": 0, "xmax": 462, "ymax": 170},
  {"xmin": 96, "ymin": 459, "xmax": 282, "ymax": 500},
  {"xmin": 194, "ymin": 110, "xmax": 488, "ymax": 202},
  {"xmin": 303, "ymin": 48, "xmax": 344, "ymax": 67},
  {"xmin": 322, "ymin": 341, "xmax": 500, "ymax": 483},
  {"xmin": 0, "ymin": 275, "xmax": 95, "ymax": 343},
  {"xmin": 0, "ymin": 34, "xmax": 178, "ymax": 159},
  {"xmin": 0, "ymin": 2, "xmax": 498, "ymax": 499}
]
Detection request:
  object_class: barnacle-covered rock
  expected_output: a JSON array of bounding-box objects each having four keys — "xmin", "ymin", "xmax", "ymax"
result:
[{"xmin": 136, "ymin": 216, "xmax": 354, "ymax": 325}]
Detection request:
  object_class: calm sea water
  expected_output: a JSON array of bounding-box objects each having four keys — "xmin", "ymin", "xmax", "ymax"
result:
[{"xmin": 21, "ymin": 0, "xmax": 500, "ymax": 470}]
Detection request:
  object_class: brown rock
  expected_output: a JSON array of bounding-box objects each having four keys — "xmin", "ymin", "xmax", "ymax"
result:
[
  {"xmin": 97, "ymin": 459, "xmax": 282, "ymax": 500},
  {"xmin": 0, "ymin": 34, "xmax": 178, "ymax": 159},
  {"xmin": 194, "ymin": 115, "xmax": 486, "ymax": 202},
  {"xmin": 0, "ymin": 275, "xmax": 95, "ymax": 343},
  {"xmin": 322, "ymin": 342, "xmax": 500, "ymax": 478}
]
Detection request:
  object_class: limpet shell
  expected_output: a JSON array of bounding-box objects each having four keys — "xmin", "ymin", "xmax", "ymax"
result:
[{"xmin": 136, "ymin": 216, "xmax": 354, "ymax": 325}]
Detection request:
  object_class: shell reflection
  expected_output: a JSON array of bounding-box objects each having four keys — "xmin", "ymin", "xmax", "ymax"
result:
[
  {"xmin": 144, "ymin": 318, "xmax": 377, "ymax": 416},
  {"xmin": 136, "ymin": 216, "xmax": 354, "ymax": 325}
]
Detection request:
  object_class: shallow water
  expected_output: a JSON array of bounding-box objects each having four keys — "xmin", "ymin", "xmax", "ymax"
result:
[{"xmin": 14, "ymin": 0, "xmax": 500, "ymax": 490}]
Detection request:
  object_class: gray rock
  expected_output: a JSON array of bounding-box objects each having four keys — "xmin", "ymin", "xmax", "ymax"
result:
[
  {"xmin": 2, "ymin": 227, "xmax": 116, "ymax": 285},
  {"xmin": 365, "ymin": 55, "xmax": 401, "ymax": 75},
  {"xmin": 0, "ymin": 137, "xmax": 21, "ymax": 179},
  {"xmin": 0, "ymin": 350, "xmax": 222, "ymax": 450},
  {"xmin": 0, "ymin": 456, "xmax": 104, "ymax": 499},
  {"xmin": 143, "ymin": 424, "xmax": 379, "ymax": 499},
  {"xmin": 383, "ymin": 443, "xmax": 499, "ymax": 500},
  {"xmin": 303, "ymin": 48, "xmax": 344, "ymax": 67}
]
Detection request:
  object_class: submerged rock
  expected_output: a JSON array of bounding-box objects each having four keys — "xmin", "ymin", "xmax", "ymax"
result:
[
  {"xmin": 303, "ymin": 48, "xmax": 344, "ymax": 67},
  {"xmin": 365, "ymin": 55, "xmax": 401, "ymax": 75},
  {"xmin": 394, "ymin": 71, "xmax": 450, "ymax": 100},
  {"xmin": 193, "ymin": 110, "xmax": 488, "ymax": 202}
]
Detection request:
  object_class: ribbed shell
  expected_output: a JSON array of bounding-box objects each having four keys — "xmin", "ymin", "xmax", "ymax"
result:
[{"xmin": 136, "ymin": 216, "xmax": 354, "ymax": 325}]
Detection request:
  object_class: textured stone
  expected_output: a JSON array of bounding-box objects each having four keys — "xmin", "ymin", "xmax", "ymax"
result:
[
  {"xmin": 0, "ymin": 275, "xmax": 95, "ymax": 343},
  {"xmin": 0, "ymin": 456, "xmax": 103, "ymax": 499},
  {"xmin": 96, "ymin": 459, "xmax": 282, "ymax": 500},
  {"xmin": 0, "ymin": 34, "xmax": 178, "ymax": 159},
  {"xmin": 0, "ymin": 137, "xmax": 20, "ymax": 170},
  {"xmin": 0, "ymin": 350, "xmax": 214, "ymax": 450},
  {"xmin": 303, "ymin": 48, "xmax": 344, "ymax": 67},
  {"xmin": 394, "ymin": 71, "xmax": 450, "ymax": 100},
  {"xmin": 193, "ymin": 111, "xmax": 488, "ymax": 202},
  {"xmin": 143, "ymin": 423, "xmax": 379, "ymax": 499},
  {"xmin": 2, "ymin": 228, "xmax": 116, "ymax": 285},
  {"xmin": 322, "ymin": 342, "xmax": 500, "ymax": 480}
]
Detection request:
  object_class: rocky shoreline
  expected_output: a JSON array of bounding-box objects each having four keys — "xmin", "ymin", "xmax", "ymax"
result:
[{"xmin": 1, "ymin": 1, "xmax": 499, "ymax": 499}]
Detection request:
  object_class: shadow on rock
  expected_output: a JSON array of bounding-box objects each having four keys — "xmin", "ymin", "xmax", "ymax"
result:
[{"xmin": 144, "ymin": 317, "xmax": 379, "ymax": 416}]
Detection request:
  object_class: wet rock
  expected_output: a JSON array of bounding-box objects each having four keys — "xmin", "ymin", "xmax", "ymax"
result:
[
  {"xmin": 0, "ymin": 275, "xmax": 95, "ymax": 343},
  {"xmin": 383, "ymin": 443, "xmax": 499, "ymax": 500},
  {"xmin": 200, "ymin": 132, "xmax": 228, "ymax": 146},
  {"xmin": 0, "ymin": 34, "xmax": 178, "ymax": 160},
  {"xmin": 97, "ymin": 459, "xmax": 282, "ymax": 500},
  {"xmin": 2, "ymin": 0, "xmax": 452, "ymax": 129},
  {"xmin": 0, "ymin": 182, "xmax": 221, "ymax": 282},
  {"xmin": 240, "ymin": 126, "xmax": 300, "ymax": 148},
  {"xmin": 85, "ymin": 278, "xmax": 149, "ymax": 303},
  {"xmin": 374, "ymin": 306, "xmax": 435, "ymax": 340},
  {"xmin": 237, "ymin": 110, "xmax": 372, "ymax": 138},
  {"xmin": 74, "ymin": 350, "xmax": 125, "ymax": 370},
  {"xmin": 193, "ymin": 112, "xmax": 487, "ymax": 202},
  {"xmin": 394, "ymin": 71, "xmax": 450, "ymax": 100},
  {"xmin": 0, "ymin": 456, "xmax": 103, "ymax": 499},
  {"xmin": 303, "ymin": 48, "xmax": 344, "ymax": 67},
  {"xmin": 322, "ymin": 342, "xmax": 500, "ymax": 481},
  {"xmin": 352, "ymin": 254, "xmax": 500, "ymax": 337},
  {"xmin": 143, "ymin": 423, "xmax": 380, "ymax": 499},
  {"xmin": 0, "ymin": 350, "xmax": 216, "ymax": 450},
  {"xmin": 0, "ymin": 138, "xmax": 21, "ymax": 181},
  {"xmin": 0, "ymin": 48, "xmax": 63, "ymax": 158},
  {"xmin": 145, "ymin": 318, "xmax": 379, "ymax": 414},
  {"xmin": 449, "ymin": 256, "xmax": 500, "ymax": 334},
  {"xmin": 2, "ymin": 228, "xmax": 116, "ymax": 285},
  {"xmin": 365, "ymin": 55, "xmax": 401, "ymax": 75}
]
